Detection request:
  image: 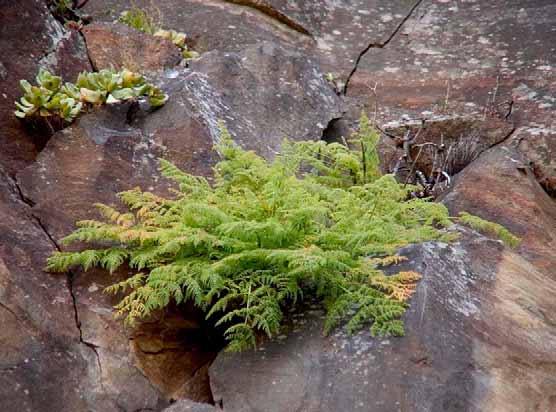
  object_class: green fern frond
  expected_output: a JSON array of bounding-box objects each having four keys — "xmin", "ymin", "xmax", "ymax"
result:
[
  {"xmin": 458, "ymin": 212, "xmax": 520, "ymax": 248},
  {"xmin": 47, "ymin": 114, "xmax": 517, "ymax": 351}
]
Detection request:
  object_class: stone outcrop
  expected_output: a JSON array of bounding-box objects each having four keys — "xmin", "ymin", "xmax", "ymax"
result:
[
  {"xmin": 0, "ymin": 0, "xmax": 90, "ymax": 175},
  {"xmin": 347, "ymin": 0, "xmax": 556, "ymax": 193},
  {"xmin": 82, "ymin": 22, "xmax": 183, "ymax": 71},
  {"xmin": 209, "ymin": 146, "xmax": 556, "ymax": 411},
  {"xmin": 2, "ymin": 0, "xmax": 556, "ymax": 410},
  {"xmin": 210, "ymin": 228, "xmax": 556, "ymax": 411},
  {"xmin": 6, "ymin": 14, "xmax": 341, "ymax": 409},
  {"xmin": 162, "ymin": 399, "xmax": 219, "ymax": 412}
]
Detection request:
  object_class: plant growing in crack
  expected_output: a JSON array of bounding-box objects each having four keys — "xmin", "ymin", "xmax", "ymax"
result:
[
  {"xmin": 119, "ymin": 7, "xmax": 200, "ymax": 60},
  {"xmin": 15, "ymin": 67, "xmax": 168, "ymax": 129},
  {"xmin": 46, "ymin": 114, "xmax": 518, "ymax": 352},
  {"xmin": 47, "ymin": 0, "xmax": 91, "ymax": 25}
]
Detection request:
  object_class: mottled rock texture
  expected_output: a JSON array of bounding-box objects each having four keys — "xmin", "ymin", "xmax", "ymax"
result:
[
  {"xmin": 211, "ymin": 228, "xmax": 556, "ymax": 412},
  {"xmin": 82, "ymin": 22, "xmax": 183, "ymax": 71},
  {"xmin": 210, "ymin": 147, "xmax": 556, "ymax": 411},
  {"xmin": 162, "ymin": 399, "xmax": 219, "ymax": 412},
  {"xmin": 0, "ymin": 0, "xmax": 90, "ymax": 175},
  {"xmin": 347, "ymin": 0, "xmax": 556, "ymax": 193},
  {"xmin": 2, "ymin": 0, "xmax": 556, "ymax": 410}
]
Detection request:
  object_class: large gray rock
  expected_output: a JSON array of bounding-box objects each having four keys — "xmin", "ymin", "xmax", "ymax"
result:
[
  {"xmin": 347, "ymin": 0, "xmax": 556, "ymax": 193},
  {"xmin": 210, "ymin": 228, "xmax": 556, "ymax": 412},
  {"xmin": 82, "ymin": 0, "xmax": 423, "ymax": 81},
  {"xmin": 82, "ymin": 22, "xmax": 183, "ymax": 71},
  {"xmin": 0, "ymin": 166, "xmax": 89, "ymax": 412},
  {"xmin": 209, "ymin": 146, "xmax": 556, "ymax": 411},
  {"xmin": 184, "ymin": 41, "xmax": 342, "ymax": 157}
]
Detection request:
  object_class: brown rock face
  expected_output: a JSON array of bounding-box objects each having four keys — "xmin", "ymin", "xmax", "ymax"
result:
[
  {"xmin": 82, "ymin": 22, "xmax": 183, "ymax": 71},
  {"xmin": 162, "ymin": 399, "xmax": 219, "ymax": 412},
  {"xmin": 377, "ymin": 114, "xmax": 514, "ymax": 178},
  {"xmin": 0, "ymin": 166, "xmax": 89, "ymax": 412},
  {"xmin": 0, "ymin": 0, "xmax": 90, "ymax": 175},
  {"xmin": 442, "ymin": 146, "xmax": 556, "ymax": 278},
  {"xmin": 347, "ymin": 0, "xmax": 556, "ymax": 193},
  {"xmin": 12, "ymin": 35, "xmax": 341, "ymax": 410},
  {"xmin": 3, "ymin": 0, "xmax": 556, "ymax": 410},
  {"xmin": 81, "ymin": 0, "xmax": 424, "ymax": 80}
]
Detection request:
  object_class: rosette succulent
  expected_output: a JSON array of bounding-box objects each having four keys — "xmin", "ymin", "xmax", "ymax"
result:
[
  {"xmin": 15, "ymin": 69, "xmax": 82, "ymax": 122},
  {"xmin": 15, "ymin": 67, "xmax": 168, "ymax": 125}
]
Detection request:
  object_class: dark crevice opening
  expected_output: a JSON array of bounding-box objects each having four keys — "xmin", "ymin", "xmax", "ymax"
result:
[{"xmin": 321, "ymin": 117, "xmax": 352, "ymax": 144}]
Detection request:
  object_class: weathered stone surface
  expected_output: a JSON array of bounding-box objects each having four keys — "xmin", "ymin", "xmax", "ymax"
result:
[
  {"xmin": 0, "ymin": 0, "xmax": 90, "ymax": 175},
  {"xmin": 82, "ymin": 22, "xmax": 183, "ymax": 71},
  {"xmin": 516, "ymin": 126, "xmax": 556, "ymax": 196},
  {"xmin": 83, "ymin": 0, "xmax": 311, "ymax": 54},
  {"xmin": 13, "ymin": 105, "xmax": 200, "ymax": 407},
  {"xmin": 442, "ymin": 146, "xmax": 556, "ymax": 277},
  {"xmin": 14, "ymin": 38, "xmax": 340, "ymax": 408},
  {"xmin": 377, "ymin": 114, "xmax": 514, "ymax": 177},
  {"xmin": 210, "ymin": 226, "xmax": 556, "ymax": 412},
  {"xmin": 0, "ymin": 166, "xmax": 89, "ymax": 412},
  {"xmin": 348, "ymin": 0, "xmax": 556, "ymax": 193},
  {"xmin": 163, "ymin": 399, "xmax": 219, "ymax": 412},
  {"xmin": 184, "ymin": 41, "xmax": 342, "ymax": 156},
  {"xmin": 4, "ymin": 0, "xmax": 556, "ymax": 409},
  {"xmin": 82, "ymin": 0, "xmax": 423, "ymax": 80}
]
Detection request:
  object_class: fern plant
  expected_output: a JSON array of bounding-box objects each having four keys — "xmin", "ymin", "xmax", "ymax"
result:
[
  {"xmin": 47, "ymin": 114, "xmax": 516, "ymax": 351},
  {"xmin": 15, "ymin": 68, "xmax": 168, "ymax": 125}
]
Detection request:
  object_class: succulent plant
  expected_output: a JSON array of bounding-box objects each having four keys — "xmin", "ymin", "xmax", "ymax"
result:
[
  {"xmin": 15, "ymin": 67, "xmax": 168, "ymax": 125},
  {"xmin": 119, "ymin": 8, "xmax": 200, "ymax": 60},
  {"xmin": 14, "ymin": 69, "xmax": 81, "ymax": 122},
  {"xmin": 182, "ymin": 50, "xmax": 200, "ymax": 59},
  {"xmin": 153, "ymin": 29, "xmax": 185, "ymax": 48}
]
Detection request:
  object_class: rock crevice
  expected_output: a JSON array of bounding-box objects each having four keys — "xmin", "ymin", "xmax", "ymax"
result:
[
  {"xmin": 223, "ymin": 0, "xmax": 312, "ymax": 37},
  {"xmin": 343, "ymin": 0, "xmax": 425, "ymax": 94}
]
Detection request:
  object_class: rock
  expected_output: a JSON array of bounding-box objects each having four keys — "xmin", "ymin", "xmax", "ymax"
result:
[
  {"xmin": 442, "ymin": 146, "xmax": 556, "ymax": 277},
  {"xmin": 210, "ymin": 227, "xmax": 556, "ymax": 412},
  {"xmin": 13, "ymin": 104, "xmax": 208, "ymax": 407},
  {"xmin": 163, "ymin": 399, "xmax": 219, "ymax": 412},
  {"xmin": 82, "ymin": 22, "xmax": 183, "ymax": 71},
  {"xmin": 377, "ymin": 114, "xmax": 514, "ymax": 177},
  {"xmin": 0, "ymin": 0, "xmax": 90, "ymax": 175},
  {"xmin": 184, "ymin": 41, "xmax": 342, "ymax": 157},
  {"xmin": 516, "ymin": 126, "xmax": 556, "ymax": 196},
  {"xmin": 81, "ymin": 0, "xmax": 423, "ymax": 80},
  {"xmin": 82, "ymin": 0, "xmax": 312, "ymax": 55},
  {"xmin": 347, "ymin": 0, "xmax": 556, "ymax": 192},
  {"xmin": 14, "ymin": 38, "xmax": 340, "ymax": 408},
  {"xmin": 0, "ymin": 166, "xmax": 89, "ymax": 412},
  {"xmin": 4, "ymin": 0, "xmax": 556, "ymax": 409},
  {"xmin": 129, "ymin": 308, "xmax": 217, "ymax": 403}
]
